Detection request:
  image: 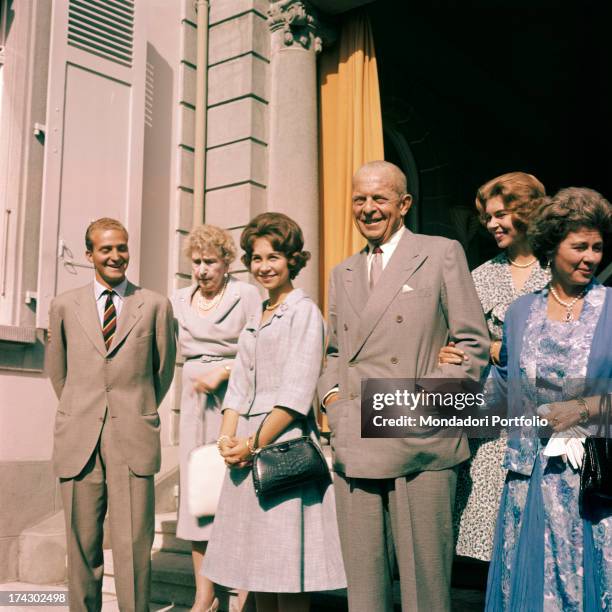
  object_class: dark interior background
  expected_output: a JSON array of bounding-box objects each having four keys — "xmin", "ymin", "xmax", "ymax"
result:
[{"xmin": 365, "ymin": 0, "xmax": 611, "ymax": 272}]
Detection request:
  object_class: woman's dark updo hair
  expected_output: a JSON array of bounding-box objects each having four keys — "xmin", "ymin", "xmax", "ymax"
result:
[
  {"xmin": 240, "ymin": 212, "xmax": 311, "ymax": 279},
  {"xmin": 528, "ymin": 187, "xmax": 612, "ymax": 267}
]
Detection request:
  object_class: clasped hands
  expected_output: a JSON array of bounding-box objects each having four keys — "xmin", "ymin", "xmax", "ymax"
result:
[{"xmin": 218, "ymin": 435, "xmax": 253, "ymax": 469}]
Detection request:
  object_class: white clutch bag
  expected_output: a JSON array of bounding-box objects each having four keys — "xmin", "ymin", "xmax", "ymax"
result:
[{"xmin": 187, "ymin": 443, "xmax": 227, "ymax": 517}]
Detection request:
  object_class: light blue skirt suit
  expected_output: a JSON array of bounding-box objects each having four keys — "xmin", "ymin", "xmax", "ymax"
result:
[{"xmin": 202, "ymin": 288, "xmax": 346, "ymax": 592}]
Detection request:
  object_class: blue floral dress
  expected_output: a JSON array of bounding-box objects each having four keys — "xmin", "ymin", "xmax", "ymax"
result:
[{"xmin": 486, "ymin": 284, "xmax": 612, "ymax": 611}]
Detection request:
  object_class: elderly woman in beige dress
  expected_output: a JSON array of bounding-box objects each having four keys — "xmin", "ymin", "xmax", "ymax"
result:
[
  {"xmin": 172, "ymin": 225, "xmax": 260, "ymax": 612},
  {"xmin": 202, "ymin": 213, "xmax": 346, "ymax": 612}
]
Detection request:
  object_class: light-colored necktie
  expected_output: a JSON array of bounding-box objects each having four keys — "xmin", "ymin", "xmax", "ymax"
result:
[{"xmin": 370, "ymin": 246, "xmax": 383, "ymax": 290}]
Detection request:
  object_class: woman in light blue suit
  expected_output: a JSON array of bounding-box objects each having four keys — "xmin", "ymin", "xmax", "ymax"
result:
[{"xmin": 202, "ymin": 213, "xmax": 345, "ymax": 612}]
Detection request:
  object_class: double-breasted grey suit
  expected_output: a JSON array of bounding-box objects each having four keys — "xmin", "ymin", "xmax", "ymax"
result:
[
  {"xmin": 47, "ymin": 281, "xmax": 176, "ymax": 612},
  {"xmin": 319, "ymin": 230, "xmax": 489, "ymax": 611}
]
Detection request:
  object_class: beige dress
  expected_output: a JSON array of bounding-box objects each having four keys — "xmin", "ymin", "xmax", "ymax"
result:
[{"xmin": 172, "ymin": 278, "xmax": 260, "ymax": 541}]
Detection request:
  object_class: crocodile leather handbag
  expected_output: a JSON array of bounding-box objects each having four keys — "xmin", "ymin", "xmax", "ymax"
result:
[
  {"xmin": 251, "ymin": 416, "xmax": 330, "ymax": 497},
  {"xmin": 580, "ymin": 393, "xmax": 612, "ymax": 516}
]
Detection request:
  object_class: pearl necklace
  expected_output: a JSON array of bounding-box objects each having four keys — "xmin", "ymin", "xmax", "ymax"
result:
[
  {"xmin": 196, "ymin": 276, "xmax": 228, "ymax": 312},
  {"xmin": 508, "ymin": 256, "xmax": 537, "ymax": 268},
  {"xmin": 548, "ymin": 284, "xmax": 586, "ymax": 322}
]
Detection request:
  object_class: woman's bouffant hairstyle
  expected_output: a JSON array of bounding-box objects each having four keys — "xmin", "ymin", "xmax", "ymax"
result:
[
  {"xmin": 184, "ymin": 224, "xmax": 237, "ymax": 266},
  {"xmin": 528, "ymin": 187, "xmax": 612, "ymax": 267},
  {"xmin": 475, "ymin": 172, "xmax": 547, "ymax": 233},
  {"xmin": 85, "ymin": 218, "xmax": 128, "ymax": 251},
  {"xmin": 240, "ymin": 213, "xmax": 311, "ymax": 279}
]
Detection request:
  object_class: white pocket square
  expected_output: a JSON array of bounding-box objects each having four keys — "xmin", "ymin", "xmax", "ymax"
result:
[{"xmin": 401, "ymin": 284, "xmax": 413, "ymax": 293}]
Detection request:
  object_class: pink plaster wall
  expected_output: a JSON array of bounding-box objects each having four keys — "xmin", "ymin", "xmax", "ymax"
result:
[{"xmin": 0, "ymin": 371, "xmax": 56, "ymax": 461}]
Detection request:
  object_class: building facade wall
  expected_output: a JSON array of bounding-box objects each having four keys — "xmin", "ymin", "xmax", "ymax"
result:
[{"xmin": 0, "ymin": 0, "xmax": 329, "ymax": 582}]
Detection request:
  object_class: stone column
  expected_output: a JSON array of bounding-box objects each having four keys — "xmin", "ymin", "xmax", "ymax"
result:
[{"xmin": 267, "ymin": 1, "xmax": 322, "ymax": 302}]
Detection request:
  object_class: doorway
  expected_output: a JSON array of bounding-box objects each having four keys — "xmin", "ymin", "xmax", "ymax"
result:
[{"xmin": 369, "ymin": 0, "xmax": 612, "ymax": 274}]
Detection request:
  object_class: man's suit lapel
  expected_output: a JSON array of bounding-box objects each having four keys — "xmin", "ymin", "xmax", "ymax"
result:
[
  {"xmin": 342, "ymin": 251, "xmax": 369, "ymax": 319},
  {"xmin": 74, "ymin": 284, "xmax": 107, "ymax": 357},
  {"xmin": 352, "ymin": 231, "xmax": 427, "ymax": 358},
  {"xmin": 110, "ymin": 282, "xmax": 143, "ymax": 354}
]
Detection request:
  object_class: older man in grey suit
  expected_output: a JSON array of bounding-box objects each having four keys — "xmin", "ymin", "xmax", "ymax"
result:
[
  {"xmin": 47, "ymin": 218, "xmax": 176, "ymax": 612},
  {"xmin": 319, "ymin": 161, "xmax": 489, "ymax": 611}
]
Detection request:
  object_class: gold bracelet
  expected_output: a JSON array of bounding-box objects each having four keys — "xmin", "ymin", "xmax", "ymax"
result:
[
  {"xmin": 577, "ymin": 397, "xmax": 590, "ymax": 425},
  {"xmin": 246, "ymin": 436, "xmax": 256, "ymax": 455}
]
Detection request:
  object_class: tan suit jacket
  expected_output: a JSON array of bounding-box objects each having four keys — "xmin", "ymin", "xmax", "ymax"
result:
[
  {"xmin": 319, "ymin": 230, "xmax": 489, "ymax": 479},
  {"xmin": 47, "ymin": 281, "xmax": 176, "ymax": 478}
]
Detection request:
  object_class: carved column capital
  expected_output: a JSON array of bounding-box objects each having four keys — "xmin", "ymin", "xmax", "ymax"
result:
[{"xmin": 267, "ymin": 0, "xmax": 322, "ymax": 53}]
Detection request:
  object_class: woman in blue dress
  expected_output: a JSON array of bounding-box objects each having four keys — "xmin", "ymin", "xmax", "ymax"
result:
[
  {"xmin": 483, "ymin": 187, "xmax": 612, "ymax": 610},
  {"xmin": 202, "ymin": 213, "xmax": 346, "ymax": 612}
]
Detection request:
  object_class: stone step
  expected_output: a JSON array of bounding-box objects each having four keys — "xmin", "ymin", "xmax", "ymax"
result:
[
  {"xmin": 103, "ymin": 548, "xmax": 244, "ymax": 611},
  {"xmin": 153, "ymin": 512, "xmax": 190, "ymax": 555},
  {"xmin": 18, "ymin": 511, "xmax": 67, "ymax": 584},
  {"xmin": 151, "ymin": 551, "xmax": 195, "ymax": 588},
  {"xmin": 103, "ymin": 549, "xmax": 195, "ymax": 607},
  {"xmin": 155, "ymin": 512, "xmax": 178, "ymax": 534}
]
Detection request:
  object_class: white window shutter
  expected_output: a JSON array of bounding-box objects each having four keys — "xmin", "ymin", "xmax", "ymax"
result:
[{"xmin": 37, "ymin": 0, "xmax": 145, "ymax": 328}]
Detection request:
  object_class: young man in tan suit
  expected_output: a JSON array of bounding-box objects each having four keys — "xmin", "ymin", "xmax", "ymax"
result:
[
  {"xmin": 47, "ymin": 218, "xmax": 176, "ymax": 612},
  {"xmin": 319, "ymin": 161, "xmax": 489, "ymax": 611}
]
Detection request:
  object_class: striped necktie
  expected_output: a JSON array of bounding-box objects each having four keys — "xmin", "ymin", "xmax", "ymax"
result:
[{"xmin": 102, "ymin": 290, "xmax": 117, "ymax": 350}]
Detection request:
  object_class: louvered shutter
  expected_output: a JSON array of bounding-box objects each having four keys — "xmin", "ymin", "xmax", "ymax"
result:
[{"xmin": 37, "ymin": 0, "xmax": 145, "ymax": 328}]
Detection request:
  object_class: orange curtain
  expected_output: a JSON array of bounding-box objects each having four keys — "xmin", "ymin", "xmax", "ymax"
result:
[{"xmin": 318, "ymin": 11, "xmax": 384, "ymax": 313}]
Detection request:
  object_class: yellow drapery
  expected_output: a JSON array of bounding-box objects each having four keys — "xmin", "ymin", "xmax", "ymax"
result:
[{"xmin": 318, "ymin": 11, "xmax": 384, "ymax": 313}]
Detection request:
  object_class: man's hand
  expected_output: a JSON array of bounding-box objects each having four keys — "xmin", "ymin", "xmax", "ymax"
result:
[{"xmin": 438, "ymin": 341, "xmax": 467, "ymax": 365}]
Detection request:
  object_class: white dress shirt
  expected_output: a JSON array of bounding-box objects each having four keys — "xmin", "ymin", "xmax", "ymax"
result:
[
  {"xmin": 366, "ymin": 225, "xmax": 405, "ymax": 281},
  {"xmin": 94, "ymin": 278, "xmax": 128, "ymax": 326}
]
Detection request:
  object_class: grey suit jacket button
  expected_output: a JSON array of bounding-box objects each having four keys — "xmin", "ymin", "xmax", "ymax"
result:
[
  {"xmin": 396, "ymin": 315, "xmax": 403, "ymax": 323},
  {"xmin": 349, "ymin": 392, "xmax": 357, "ymax": 400},
  {"xmin": 106, "ymin": 385, "xmax": 112, "ymax": 392},
  {"xmin": 343, "ymin": 323, "xmax": 348, "ymax": 331},
  {"xmin": 390, "ymin": 357, "xmax": 399, "ymax": 365}
]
